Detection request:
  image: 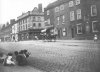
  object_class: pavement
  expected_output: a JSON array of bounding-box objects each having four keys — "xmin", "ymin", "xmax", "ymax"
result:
[
  {"xmin": 0, "ymin": 40, "xmax": 100, "ymax": 72},
  {"xmin": 0, "ymin": 64, "xmax": 44, "ymax": 72}
]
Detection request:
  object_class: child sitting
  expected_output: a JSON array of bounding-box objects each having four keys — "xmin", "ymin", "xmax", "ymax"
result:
[{"xmin": 4, "ymin": 53, "xmax": 15, "ymax": 66}]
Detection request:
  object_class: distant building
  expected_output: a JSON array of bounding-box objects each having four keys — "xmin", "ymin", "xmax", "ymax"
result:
[
  {"xmin": 17, "ymin": 4, "xmax": 45, "ymax": 41},
  {"xmin": 0, "ymin": 19, "xmax": 16, "ymax": 42},
  {"xmin": 44, "ymin": 0, "xmax": 100, "ymax": 40},
  {"xmin": 11, "ymin": 22, "xmax": 18, "ymax": 42}
]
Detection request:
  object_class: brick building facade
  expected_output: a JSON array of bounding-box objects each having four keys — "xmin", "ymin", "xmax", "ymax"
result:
[{"xmin": 44, "ymin": 0, "xmax": 100, "ymax": 40}]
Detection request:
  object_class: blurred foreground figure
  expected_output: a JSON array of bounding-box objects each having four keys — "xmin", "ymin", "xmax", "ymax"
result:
[
  {"xmin": 14, "ymin": 49, "xmax": 30, "ymax": 66},
  {"xmin": 94, "ymin": 34, "xmax": 98, "ymax": 42},
  {"xmin": 3, "ymin": 53, "xmax": 15, "ymax": 66},
  {"xmin": 0, "ymin": 53, "xmax": 7, "ymax": 64}
]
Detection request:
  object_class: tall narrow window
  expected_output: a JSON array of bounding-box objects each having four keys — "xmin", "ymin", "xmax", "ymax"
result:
[
  {"xmin": 32, "ymin": 16, "xmax": 36, "ymax": 22},
  {"xmin": 47, "ymin": 10, "xmax": 50, "ymax": 15},
  {"xmin": 57, "ymin": 17, "xmax": 60, "ymax": 25},
  {"xmin": 62, "ymin": 15, "xmax": 65, "ymax": 22},
  {"xmin": 91, "ymin": 5, "xmax": 97, "ymax": 16},
  {"xmin": 77, "ymin": 23, "xmax": 82, "ymax": 34},
  {"xmin": 92, "ymin": 21, "xmax": 98, "ymax": 32},
  {"xmin": 70, "ymin": 11, "xmax": 75, "ymax": 21},
  {"xmin": 76, "ymin": 9, "xmax": 81, "ymax": 20},
  {"xmin": 33, "ymin": 23, "xmax": 36, "ymax": 27},
  {"xmin": 69, "ymin": 1, "xmax": 74, "ymax": 7},
  {"xmin": 38, "ymin": 23, "xmax": 41, "ymax": 27},
  {"xmin": 62, "ymin": 15, "xmax": 65, "ymax": 24},
  {"xmin": 62, "ymin": 28, "xmax": 66, "ymax": 36},
  {"xmin": 38, "ymin": 17, "xmax": 41, "ymax": 21},
  {"xmin": 47, "ymin": 19, "xmax": 50, "ymax": 24},
  {"xmin": 75, "ymin": 0, "xmax": 80, "ymax": 5}
]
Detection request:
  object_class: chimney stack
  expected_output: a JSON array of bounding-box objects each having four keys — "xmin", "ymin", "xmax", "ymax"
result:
[
  {"xmin": 10, "ymin": 19, "xmax": 15, "ymax": 24},
  {"xmin": 38, "ymin": 3, "xmax": 42, "ymax": 13}
]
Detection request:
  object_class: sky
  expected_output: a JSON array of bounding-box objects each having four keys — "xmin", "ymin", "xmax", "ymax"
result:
[{"xmin": 0, "ymin": 0, "xmax": 56, "ymax": 24}]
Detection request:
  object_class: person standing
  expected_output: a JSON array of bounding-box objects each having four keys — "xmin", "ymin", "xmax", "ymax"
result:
[{"xmin": 94, "ymin": 34, "xmax": 98, "ymax": 42}]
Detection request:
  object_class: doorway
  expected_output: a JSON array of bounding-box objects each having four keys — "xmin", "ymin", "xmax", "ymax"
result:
[{"xmin": 71, "ymin": 28, "xmax": 75, "ymax": 38}]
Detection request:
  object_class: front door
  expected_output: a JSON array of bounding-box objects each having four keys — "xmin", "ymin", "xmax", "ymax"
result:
[
  {"xmin": 71, "ymin": 28, "xmax": 74, "ymax": 38},
  {"xmin": 58, "ymin": 29, "xmax": 60, "ymax": 38}
]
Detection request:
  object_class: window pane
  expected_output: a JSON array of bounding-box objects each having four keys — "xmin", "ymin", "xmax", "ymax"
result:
[
  {"xmin": 60, "ymin": 5, "xmax": 64, "ymax": 10},
  {"xmin": 76, "ymin": 0, "xmax": 80, "ymax": 5},
  {"xmin": 32, "ymin": 16, "xmax": 36, "ymax": 21},
  {"xmin": 69, "ymin": 1, "xmax": 74, "ymax": 7},
  {"xmin": 77, "ymin": 9, "xmax": 81, "ymax": 20},
  {"xmin": 91, "ymin": 5, "xmax": 97, "ymax": 16},
  {"xmin": 70, "ymin": 11, "xmax": 75, "ymax": 21},
  {"xmin": 55, "ymin": 7, "xmax": 59, "ymax": 12},
  {"xmin": 57, "ymin": 17, "xmax": 59, "ymax": 25},
  {"xmin": 33, "ymin": 23, "xmax": 36, "ymax": 27},
  {"xmin": 38, "ymin": 23, "xmax": 41, "ymax": 27},
  {"xmin": 77, "ymin": 24, "xmax": 82, "ymax": 34},
  {"xmin": 92, "ymin": 21, "xmax": 98, "ymax": 32},
  {"xmin": 47, "ymin": 10, "xmax": 49, "ymax": 15}
]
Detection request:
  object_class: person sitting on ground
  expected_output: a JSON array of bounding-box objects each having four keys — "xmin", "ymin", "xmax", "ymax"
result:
[
  {"xmin": 23, "ymin": 49, "xmax": 31, "ymax": 58},
  {"xmin": 15, "ymin": 50, "xmax": 27, "ymax": 66},
  {"xmin": 0, "ymin": 53, "xmax": 7, "ymax": 64},
  {"xmin": 3, "ymin": 53, "xmax": 15, "ymax": 66}
]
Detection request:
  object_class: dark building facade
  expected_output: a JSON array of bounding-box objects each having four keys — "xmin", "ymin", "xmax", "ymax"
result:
[{"xmin": 44, "ymin": 0, "xmax": 100, "ymax": 40}]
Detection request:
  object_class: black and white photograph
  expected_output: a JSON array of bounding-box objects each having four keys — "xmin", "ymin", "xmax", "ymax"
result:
[{"xmin": 0, "ymin": 0, "xmax": 100, "ymax": 72}]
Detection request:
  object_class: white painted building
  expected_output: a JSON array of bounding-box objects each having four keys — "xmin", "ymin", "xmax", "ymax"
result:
[{"xmin": 11, "ymin": 22, "xmax": 18, "ymax": 41}]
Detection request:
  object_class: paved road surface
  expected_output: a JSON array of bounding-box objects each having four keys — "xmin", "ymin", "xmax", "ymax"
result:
[
  {"xmin": 0, "ymin": 64, "xmax": 43, "ymax": 72},
  {"xmin": 0, "ymin": 40, "xmax": 100, "ymax": 72}
]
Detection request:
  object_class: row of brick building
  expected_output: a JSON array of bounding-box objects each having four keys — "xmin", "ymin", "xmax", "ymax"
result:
[
  {"xmin": 44, "ymin": 0, "xmax": 100, "ymax": 40},
  {"xmin": 0, "ymin": 0, "xmax": 100, "ymax": 41}
]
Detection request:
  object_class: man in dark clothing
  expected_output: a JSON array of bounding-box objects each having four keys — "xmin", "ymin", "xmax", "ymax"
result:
[{"xmin": 14, "ymin": 50, "xmax": 30, "ymax": 66}]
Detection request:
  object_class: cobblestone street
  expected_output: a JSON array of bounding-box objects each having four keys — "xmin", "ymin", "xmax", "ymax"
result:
[{"xmin": 0, "ymin": 40, "xmax": 100, "ymax": 72}]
